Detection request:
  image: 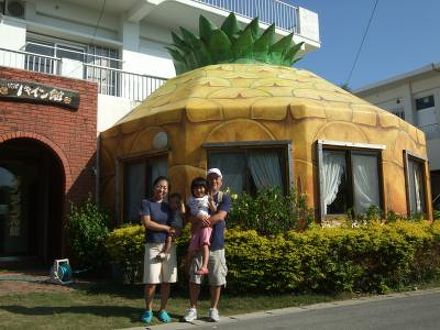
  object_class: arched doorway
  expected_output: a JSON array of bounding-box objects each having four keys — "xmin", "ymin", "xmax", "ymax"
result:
[{"xmin": 0, "ymin": 138, "xmax": 65, "ymax": 263}]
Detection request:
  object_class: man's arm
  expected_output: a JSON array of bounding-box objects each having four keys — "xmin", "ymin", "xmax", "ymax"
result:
[
  {"xmin": 208, "ymin": 194, "xmax": 231, "ymax": 226},
  {"xmin": 208, "ymin": 210, "xmax": 227, "ymax": 226},
  {"xmin": 187, "ymin": 213, "xmax": 209, "ymax": 230}
]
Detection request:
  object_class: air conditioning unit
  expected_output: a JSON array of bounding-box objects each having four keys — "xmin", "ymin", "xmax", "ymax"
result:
[{"xmin": 4, "ymin": 0, "xmax": 25, "ymax": 18}]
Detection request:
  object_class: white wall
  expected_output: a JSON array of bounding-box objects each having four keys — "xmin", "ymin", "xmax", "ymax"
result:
[
  {"xmin": 362, "ymin": 84, "xmax": 414, "ymax": 124},
  {"xmin": 0, "ymin": 17, "xmax": 27, "ymax": 50},
  {"xmin": 97, "ymin": 95, "xmax": 141, "ymax": 133},
  {"xmin": 121, "ymin": 21, "xmax": 175, "ymax": 78},
  {"xmin": 357, "ymin": 72, "xmax": 440, "ymax": 172},
  {"xmin": 0, "ymin": 18, "xmax": 27, "ymax": 69},
  {"xmin": 298, "ymin": 7, "xmax": 320, "ymax": 49},
  {"xmin": 31, "ymin": 0, "xmax": 119, "ymax": 42},
  {"xmin": 427, "ymin": 138, "xmax": 440, "ymax": 170}
]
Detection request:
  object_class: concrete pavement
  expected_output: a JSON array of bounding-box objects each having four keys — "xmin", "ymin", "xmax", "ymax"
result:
[{"xmin": 119, "ymin": 287, "xmax": 440, "ymax": 330}]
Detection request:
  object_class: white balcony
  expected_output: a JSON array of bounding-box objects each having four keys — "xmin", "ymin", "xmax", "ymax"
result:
[
  {"xmin": 34, "ymin": 0, "xmax": 319, "ymax": 50},
  {"xmin": 193, "ymin": 0, "xmax": 299, "ymax": 33},
  {"xmin": 0, "ymin": 47, "xmax": 167, "ymax": 102},
  {"xmin": 128, "ymin": 0, "xmax": 320, "ymax": 49}
]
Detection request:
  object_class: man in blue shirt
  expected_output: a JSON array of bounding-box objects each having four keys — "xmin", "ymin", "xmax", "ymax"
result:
[{"xmin": 183, "ymin": 168, "xmax": 232, "ymax": 323}]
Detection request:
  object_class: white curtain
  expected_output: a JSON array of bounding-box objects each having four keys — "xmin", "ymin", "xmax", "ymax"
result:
[
  {"xmin": 322, "ymin": 151, "xmax": 345, "ymax": 215},
  {"xmin": 409, "ymin": 160, "xmax": 425, "ymax": 214},
  {"xmin": 209, "ymin": 153, "xmax": 246, "ymax": 194},
  {"xmin": 248, "ymin": 150, "xmax": 283, "ymax": 193},
  {"xmin": 415, "ymin": 166, "xmax": 424, "ymax": 212},
  {"xmin": 352, "ymin": 154, "xmax": 380, "ymax": 214}
]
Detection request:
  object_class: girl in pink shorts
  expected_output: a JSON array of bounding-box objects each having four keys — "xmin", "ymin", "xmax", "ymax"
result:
[{"xmin": 187, "ymin": 177, "xmax": 217, "ymax": 275}]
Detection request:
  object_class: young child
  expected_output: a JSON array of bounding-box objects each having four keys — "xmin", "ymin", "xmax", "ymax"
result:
[
  {"xmin": 155, "ymin": 192, "xmax": 185, "ymax": 261},
  {"xmin": 187, "ymin": 177, "xmax": 217, "ymax": 275}
]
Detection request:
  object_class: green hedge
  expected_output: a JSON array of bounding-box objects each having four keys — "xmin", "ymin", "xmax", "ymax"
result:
[
  {"xmin": 226, "ymin": 221, "xmax": 440, "ymax": 294},
  {"xmin": 105, "ymin": 221, "xmax": 440, "ymax": 293},
  {"xmin": 105, "ymin": 225, "xmax": 144, "ymax": 283}
]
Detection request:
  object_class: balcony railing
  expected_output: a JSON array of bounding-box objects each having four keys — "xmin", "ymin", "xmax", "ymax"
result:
[
  {"xmin": 0, "ymin": 47, "xmax": 167, "ymax": 101},
  {"xmin": 84, "ymin": 63, "xmax": 166, "ymax": 101},
  {"xmin": 194, "ymin": 0, "xmax": 298, "ymax": 33},
  {"xmin": 0, "ymin": 47, "xmax": 60, "ymax": 75}
]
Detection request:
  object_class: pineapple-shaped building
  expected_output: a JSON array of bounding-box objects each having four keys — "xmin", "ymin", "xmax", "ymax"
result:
[{"xmin": 100, "ymin": 14, "xmax": 432, "ymax": 223}]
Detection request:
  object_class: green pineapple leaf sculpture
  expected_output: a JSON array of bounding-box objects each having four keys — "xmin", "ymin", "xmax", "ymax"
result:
[{"xmin": 167, "ymin": 13, "xmax": 304, "ymax": 74}]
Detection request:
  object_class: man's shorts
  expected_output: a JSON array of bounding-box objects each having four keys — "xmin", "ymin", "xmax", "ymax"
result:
[
  {"xmin": 189, "ymin": 249, "xmax": 227, "ymax": 286},
  {"xmin": 143, "ymin": 242, "xmax": 177, "ymax": 284}
]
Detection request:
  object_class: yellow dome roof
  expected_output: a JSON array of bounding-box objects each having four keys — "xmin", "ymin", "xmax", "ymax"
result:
[
  {"xmin": 104, "ymin": 63, "xmax": 424, "ymax": 146},
  {"xmin": 117, "ymin": 63, "xmax": 374, "ymax": 123}
]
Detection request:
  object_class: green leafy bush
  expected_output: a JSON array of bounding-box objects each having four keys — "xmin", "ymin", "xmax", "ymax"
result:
[
  {"xmin": 105, "ymin": 224, "xmax": 191, "ymax": 285},
  {"xmin": 105, "ymin": 225, "xmax": 145, "ymax": 284},
  {"xmin": 101, "ymin": 220, "xmax": 440, "ymax": 293},
  {"xmin": 228, "ymin": 187, "xmax": 314, "ymax": 235},
  {"xmin": 226, "ymin": 221, "xmax": 440, "ymax": 294},
  {"xmin": 66, "ymin": 198, "xmax": 109, "ymax": 270}
]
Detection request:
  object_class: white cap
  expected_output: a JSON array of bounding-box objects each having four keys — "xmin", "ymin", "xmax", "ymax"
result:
[{"xmin": 207, "ymin": 168, "xmax": 222, "ymax": 178}]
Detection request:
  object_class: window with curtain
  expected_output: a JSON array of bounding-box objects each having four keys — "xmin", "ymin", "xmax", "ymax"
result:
[
  {"xmin": 207, "ymin": 147, "xmax": 287, "ymax": 195},
  {"xmin": 405, "ymin": 154, "xmax": 426, "ymax": 216},
  {"xmin": 123, "ymin": 156, "xmax": 167, "ymax": 222},
  {"xmin": 320, "ymin": 148, "xmax": 381, "ymax": 216}
]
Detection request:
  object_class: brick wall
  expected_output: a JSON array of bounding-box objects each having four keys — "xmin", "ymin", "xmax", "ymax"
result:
[{"xmin": 0, "ymin": 66, "xmax": 98, "ymax": 208}]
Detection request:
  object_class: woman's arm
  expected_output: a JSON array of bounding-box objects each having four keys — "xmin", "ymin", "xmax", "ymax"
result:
[{"xmin": 142, "ymin": 214, "xmax": 173, "ymax": 233}]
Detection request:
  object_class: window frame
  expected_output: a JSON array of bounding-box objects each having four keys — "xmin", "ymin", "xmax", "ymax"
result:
[
  {"xmin": 203, "ymin": 140, "xmax": 293, "ymax": 195},
  {"xmin": 403, "ymin": 150, "xmax": 428, "ymax": 217},
  {"xmin": 415, "ymin": 94, "xmax": 435, "ymax": 111},
  {"xmin": 116, "ymin": 149, "xmax": 168, "ymax": 223},
  {"xmin": 316, "ymin": 140, "xmax": 385, "ymax": 220}
]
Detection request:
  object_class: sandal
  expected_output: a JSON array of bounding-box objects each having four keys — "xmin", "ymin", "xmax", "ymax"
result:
[
  {"xmin": 140, "ymin": 310, "xmax": 153, "ymax": 323},
  {"xmin": 158, "ymin": 309, "xmax": 171, "ymax": 323}
]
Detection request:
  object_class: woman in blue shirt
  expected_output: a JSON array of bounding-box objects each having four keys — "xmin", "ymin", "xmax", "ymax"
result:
[{"xmin": 140, "ymin": 176, "xmax": 176, "ymax": 324}]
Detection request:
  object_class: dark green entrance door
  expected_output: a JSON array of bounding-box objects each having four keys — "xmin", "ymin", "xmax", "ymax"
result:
[{"xmin": 0, "ymin": 138, "xmax": 64, "ymax": 262}]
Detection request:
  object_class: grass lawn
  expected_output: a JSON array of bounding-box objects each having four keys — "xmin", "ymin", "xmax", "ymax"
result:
[
  {"xmin": 2, "ymin": 278, "xmax": 439, "ymax": 330},
  {"xmin": 0, "ymin": 280, "xmax": 339, "ymax": 330}
]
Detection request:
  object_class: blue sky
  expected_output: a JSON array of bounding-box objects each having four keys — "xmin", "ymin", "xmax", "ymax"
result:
[{"xmin": 291, "ymin": 0, "xmax": 440, "ymax": 90}]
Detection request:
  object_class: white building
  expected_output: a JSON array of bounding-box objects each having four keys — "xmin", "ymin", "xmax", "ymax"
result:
[
  {"xmin": 356, "ymin": 63, "xmax": 440, "ymax": 210},
  {"xmin": 0, "ymin": 0, "xmax": 320, "ymax": 132}
]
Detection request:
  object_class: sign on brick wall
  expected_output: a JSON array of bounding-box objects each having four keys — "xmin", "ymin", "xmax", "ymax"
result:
[{"xmin": 0, "ymin": 79, "xmax": 80, "ymax": 110}]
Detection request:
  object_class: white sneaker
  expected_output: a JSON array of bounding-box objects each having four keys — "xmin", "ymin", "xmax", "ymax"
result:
[
  {"xmin": 208, "ymin": 308, "xmax": 220, "ymax": 322},
  {"xmin": 183, "ymin": 307, "xmax": 197, "ymax": 322}
]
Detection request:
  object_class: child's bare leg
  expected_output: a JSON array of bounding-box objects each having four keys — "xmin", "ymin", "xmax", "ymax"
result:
[
  {"xmin": 195, "ymin": 244, "xmax": 209, "ymax": 275},
  {"xmin": 201, "ymin": 244, "xmax": 209, "ymax": 269}
]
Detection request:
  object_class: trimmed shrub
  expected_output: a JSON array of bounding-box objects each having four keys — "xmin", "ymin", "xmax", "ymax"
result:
[
  {"xmin": 226, "ymin": 221, "xmax": 440, "ymax": 294},
  {"xmin": 105, "ymin": 224, "xmax": 191, "ymax": 285},
  {"xmin": 66, "ymin": 197, "xmax": 109, "ymax": 271},
  {"xmin": 103, "ymin": 221, "xmax": 440, "ymax": 292},
  {"xmin": 105, "ymin": 225, "xmax": 145, "ymax": 284}
]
